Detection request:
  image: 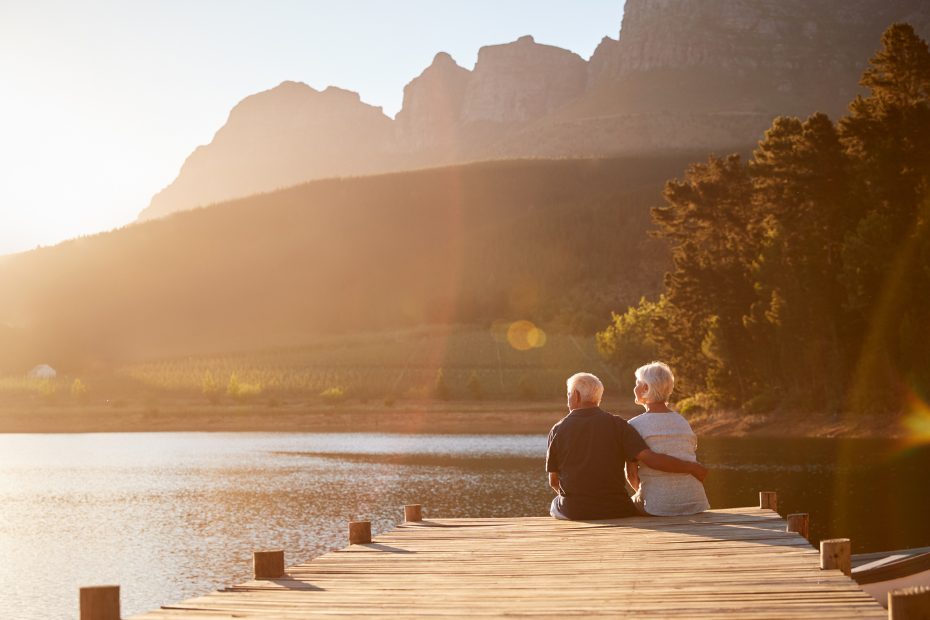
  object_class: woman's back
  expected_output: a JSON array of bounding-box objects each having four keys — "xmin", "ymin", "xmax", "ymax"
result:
[{"xmin": 629, "ymin": 411, "xmax": 709, "ymax": 516}]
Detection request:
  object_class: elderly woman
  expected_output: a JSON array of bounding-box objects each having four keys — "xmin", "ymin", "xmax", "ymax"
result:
[{"xmin": 626, "ymin": 361, "xmax": 710, "ymax": 516}]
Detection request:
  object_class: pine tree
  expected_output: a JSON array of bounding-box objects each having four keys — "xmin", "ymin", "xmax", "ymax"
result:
[
  {"xmin": 747, "ymin": 113, "xmax": 850, "ymax": 407},
  {"xmin": 838, "ymin": 23, "xmax": 930, "ymax": 410},
  {"xmin": 652, "ymin": 154, "xmax": 759, "ymax": 403},
  {"xmin": 202, "ymin": 371, "xmax": 220, "ymax": 404},
  {"xmin": 466, "ymin": 371, "xmax": 483, "ymax": 400},
  {"xmin": 70, "ymin": 378, "xmax": 88, "ymax": 403},
  {"xmin": 226, "ymin": 373, "xmax": 240, "ymax": 399},
  {"xmin": 433, "ymin": 369, "xmax": 450, "ymax": 401}
]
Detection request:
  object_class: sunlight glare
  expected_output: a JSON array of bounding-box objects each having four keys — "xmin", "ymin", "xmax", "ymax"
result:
[
  {"xmin": 506, "ymin": 320, "xmax": 546, "ymax": 351},
  {"xmin": 902, "ymin": 390, "xmax": 930, "ymax": 445}
]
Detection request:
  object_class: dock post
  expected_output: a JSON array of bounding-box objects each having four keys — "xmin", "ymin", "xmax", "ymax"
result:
[
  {"xmin": 786, "ymin": 513, "xmax": 809, "ymax": 539},
  {"xmin": 819, "ymin": 538, "xmax": 851, "ymax": 576},
  {"xmin": 79, "ymin": 585, "xmax": 120, "ymax": 620},
  {"xmin": 349, "ymin": 520, "xmax": 372, "ymax": 544},
  {"xmin": 404, "ymin": 504, "xmax": 423, "ymax": 522},
  {"xmin": 888, "ymin": 585, "xmax": 930, "ymax": 619},
  {"xmin": 759, "ymin": 491, "xmax": 777, "ymax": 512},
  {"xmin": 253, "ymin": 550, "xmax": 285, "ymax": 580}
]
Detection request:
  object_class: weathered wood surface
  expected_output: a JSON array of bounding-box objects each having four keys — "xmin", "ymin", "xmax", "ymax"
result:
[{"xmin": 129, "ymin": 507, "xmax": 885, "ymax": 619}]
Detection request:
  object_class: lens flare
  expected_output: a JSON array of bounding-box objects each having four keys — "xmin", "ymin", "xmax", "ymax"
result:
[
  {"xmin": 902, "ymin": 390, "xmax": 930, "ymax": 445},
  {"xmin": 506, "ymin": 320, "xmax": 546, "ymax": 351}
]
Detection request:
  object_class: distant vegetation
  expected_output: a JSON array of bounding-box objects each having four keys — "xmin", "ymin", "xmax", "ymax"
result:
[
  {"xmin": 118, "ymin": 325, "xmax": 621, "ymax": 402},
  {"xmin": 599, "ymin": 24, "xmax": 930, "ymax": 415},
  {"xmin": 0, "ymin": 153, "xmax": 700, "ymax": 372},
  {"xmin": 0, "ymin": 326, "xmax": 623, "ymax": 407}
]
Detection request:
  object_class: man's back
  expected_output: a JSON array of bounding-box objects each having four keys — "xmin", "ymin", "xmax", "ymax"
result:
[{"xmin": 546, "ymin": 407, "xmax": 648, "ymax": 520}]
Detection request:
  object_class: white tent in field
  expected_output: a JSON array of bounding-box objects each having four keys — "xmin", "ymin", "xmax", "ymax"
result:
[{"xmin": 28, "ymin": 364, "xmax": 57, "ymax": 379}]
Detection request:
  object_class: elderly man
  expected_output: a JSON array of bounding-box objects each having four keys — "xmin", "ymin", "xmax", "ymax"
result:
[{"xmin": 546, "ymin": 372, "xmax": 708, "ymax": 520}]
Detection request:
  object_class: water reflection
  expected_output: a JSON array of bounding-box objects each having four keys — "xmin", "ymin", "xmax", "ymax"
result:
[
  {"xmin": 0, "ymin": 433, "xmax": 927, "ymax": 620},
  {"xmin": 698, "ymin": 437, "xmax": 930, "ymax": 555}
]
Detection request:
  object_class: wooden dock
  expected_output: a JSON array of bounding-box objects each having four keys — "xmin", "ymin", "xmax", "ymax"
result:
[{"xmin": 122, "ymin": 506, "xmax": 892, "ymax": 619}]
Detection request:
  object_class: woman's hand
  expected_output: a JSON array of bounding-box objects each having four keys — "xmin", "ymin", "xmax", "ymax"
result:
[
  {"xmin": 625, "ymin": 460, "xmax": 641, "ymax": 491},
  {"xmin": 548, "ymin": 472, "xmax": 561, "ymax": 494},
  {"xmin": 688, "ymin": 462, "xmax": 708, "ymax": 482}
]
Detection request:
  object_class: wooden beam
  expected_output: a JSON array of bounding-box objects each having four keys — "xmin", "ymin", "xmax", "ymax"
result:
[
  {"xmin": 80, "ymin": 585, "xmax": 120, "ymax": 620},
  {"xmin": 404, "ymin": 504, "xmax": 423, "ymax": 522},
  {"xmin": 253, "ymin": 550, "xmax": 285, "ymax": 580},
  {"xmin": 820, "ymin": 538, "xmax": 851, "ymax": 576},
  {"xmin": 786, "ymin": 513, "xmax": 809, "ymax": 539},
  {"xmin": 349, "ymin": 520, "xmax": 372, "ymax": 544}
]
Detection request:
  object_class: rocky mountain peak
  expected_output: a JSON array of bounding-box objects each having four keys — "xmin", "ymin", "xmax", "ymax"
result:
[
  {"xmin": 589, "ymin": 0, "xmax": 930, "ymax": 117},
  {"xmin": 140, "ymin": 0, "xmax": 930, "ymax": 221},
  {"xmin": 321, "ymin": 85, "xmax": 362, "ymax": 102},
  {"xmin": 462, "ymin": 36, "xmax": 587, "ymax": 124},
  {"xmin": 394, "ymin": 51, "xmax": 471, "ymax": 153},
  {"xmin": 138, "ymin": 81, "xmax": 394, "ymax": 222},
  {"xmin": 431, "ymin": 51, "xmax": 458, "ymax": 67}
]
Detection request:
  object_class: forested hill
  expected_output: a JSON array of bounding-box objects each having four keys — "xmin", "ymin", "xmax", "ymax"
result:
[
  {"xmin": 597, "ymin": 24, "xmax": 930, "ymax": 415},
  {"xmin": 0, "ymin": 154, "xmax": 702, "ymax": 370}
]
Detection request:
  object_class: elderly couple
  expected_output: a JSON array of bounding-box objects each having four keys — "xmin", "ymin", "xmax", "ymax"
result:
[{"xmin": 546, "ymin": 362, "xmax": 709, "ymax": 520}]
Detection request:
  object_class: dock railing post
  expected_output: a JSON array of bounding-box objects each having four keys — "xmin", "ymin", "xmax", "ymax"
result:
[
  {"xmin": 888, "ymin": 585, "xmax": 930, "ymax": 619},
  {"xmin": 404, "ymin": 504, "xmax": 423, "ymax": 522},
  {"xmin": 759, "ymin": 491, "xmax": 777, "ymax": 512},
  {"xmin": 819, "ymin": 538, "xmax": 851, "ymax": 576},
  {"xmin": 253, "ymin": 550, "xmax": 285, "ymax": 580},
  {"xmin": 79, "ymin": 585, "xmax": 120, "ymax": 620},
  {"xmin": 349, "ymin": 520, "xmax": 372, "ymax": 544},
  {"xmin": 786, "ymin": 513, "xmax": 809, "ymax": 539}
]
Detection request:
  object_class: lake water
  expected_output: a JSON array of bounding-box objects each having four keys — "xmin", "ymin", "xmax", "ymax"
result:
[{"xmin": 1, "ymin": 433, "xmax": 928, "ymax": 619}]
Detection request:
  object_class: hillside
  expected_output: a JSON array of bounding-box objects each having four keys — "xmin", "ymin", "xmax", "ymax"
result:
[{"xmin": 0, "ymin": 154, "xmax": 700, "ymax": 372}]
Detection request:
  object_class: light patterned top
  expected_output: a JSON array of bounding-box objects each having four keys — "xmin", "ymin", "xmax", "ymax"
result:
[{"xmin": 628, "ymin": 411, "xmax": 710, "ymax": 516}]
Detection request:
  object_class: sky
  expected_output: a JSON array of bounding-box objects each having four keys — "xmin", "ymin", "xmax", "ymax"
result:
[{"xmin": 0, "ymin": 1, "xmax": 625, "ymax": 257}]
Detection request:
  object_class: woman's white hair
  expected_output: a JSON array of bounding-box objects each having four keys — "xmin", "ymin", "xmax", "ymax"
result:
[
  {"xmin": 635, "ymin": 361, "xmax": 675, "ymax": 403},
  {"xmin": 566, "ymin": 372, "xmax": 604, "ymax": 405}
]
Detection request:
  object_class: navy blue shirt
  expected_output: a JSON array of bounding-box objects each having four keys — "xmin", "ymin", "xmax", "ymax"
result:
[{"xmin": 546, "ymin": 407, "xmax": 649, "ymax": 519}]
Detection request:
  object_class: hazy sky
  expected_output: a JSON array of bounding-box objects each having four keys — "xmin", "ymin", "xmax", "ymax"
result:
[{"xmin": 0, "ymin": 1, "xmax": 624, "ymax": 257}]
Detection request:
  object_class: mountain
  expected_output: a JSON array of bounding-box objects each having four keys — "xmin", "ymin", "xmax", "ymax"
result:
[
  {"xmin": 461, "ymin": 35, "xmax": 587, "ymax": 125},
  {"xmin": 394, "ymin": 52, "xmax": 471, "ymax": 159},
  {"xmin": 498, "ymin": 0, "xmax": 930, "ymax": 158},
  {"xmin": 140, "ymin": 0, "xmax": 930, "ymax": 221},
  {"xmin": 586, "ymin": 0, "xmax": 930, "ymax": 116},
  {"xmin": 140, "ymin": 81, "xmax": 397, "ymax": 221},
  {"xmin": 0, "ymin": 154, "xmax": 699, "ymax": 369}
]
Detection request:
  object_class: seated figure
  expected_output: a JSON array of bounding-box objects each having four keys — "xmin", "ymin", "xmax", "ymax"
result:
[{"xmin": 626, "ymin": 362, "xmax": 710, "ymax": 516}]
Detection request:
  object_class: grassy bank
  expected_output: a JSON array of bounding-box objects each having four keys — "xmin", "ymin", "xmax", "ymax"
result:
[
  {"xmin": 0, "ymin": 398, "xmax": 908, "ymax": 438},
  {"xmin": 0, "ymin": 400, "xmax": 561, "ymax": 434}
]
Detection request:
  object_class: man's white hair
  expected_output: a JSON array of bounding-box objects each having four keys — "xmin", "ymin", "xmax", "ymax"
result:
[
  {"xmin": 635, "ymin": 361, "xmax": 675, "ymax": 403},
  {"xmin": 566, "ymin": 372, "xmax": 604, "ymax": 405}
]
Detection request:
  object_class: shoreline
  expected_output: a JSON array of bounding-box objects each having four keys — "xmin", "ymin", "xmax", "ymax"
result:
[{"xmin": 0, "ymin": 400, "xmax": 907, "ymax": 438}]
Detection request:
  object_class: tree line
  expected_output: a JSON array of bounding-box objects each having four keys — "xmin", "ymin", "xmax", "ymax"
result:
[{"xmin": 598, "ymin": 24, "xmax": 930, "ymax": 415}]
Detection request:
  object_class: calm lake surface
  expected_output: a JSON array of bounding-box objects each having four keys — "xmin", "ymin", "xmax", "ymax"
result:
[{"xmin": 1, "ymin": 432, "xmax": 928, "ymax": 620}]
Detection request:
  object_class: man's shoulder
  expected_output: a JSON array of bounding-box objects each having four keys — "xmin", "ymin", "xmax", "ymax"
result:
[
  {"xmin": 595, "ymin": 408, "xmax": 630, "ymax": 425},
  {"xmin": 550, "ymin": 407, "xmax": 621, "ymax": 431},
  {"xmin": 548, "ymin": 414, "xmax": 572, "ymax": 434}
]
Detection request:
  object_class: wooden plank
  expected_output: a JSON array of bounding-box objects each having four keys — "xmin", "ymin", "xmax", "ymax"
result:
[{"xmin": 127, "ymin": 508, "xmax": 886, "ymax": 619}]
